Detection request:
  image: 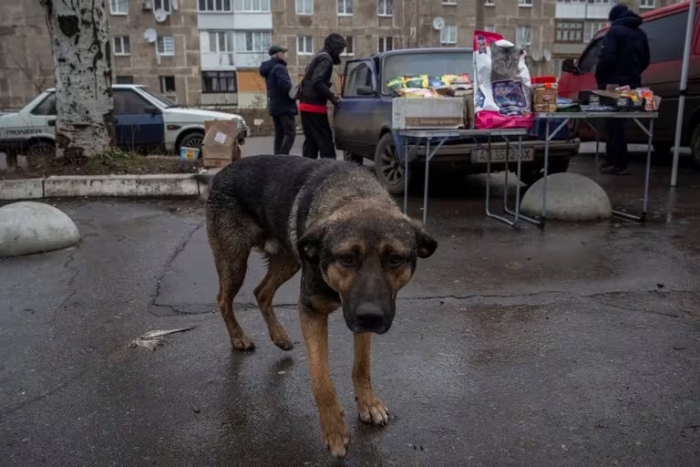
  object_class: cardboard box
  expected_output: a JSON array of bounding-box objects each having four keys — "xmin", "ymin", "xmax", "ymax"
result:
[
  {"xmin": 391, "ymin": 97, "xmax": 465, "ymax": 129},
  {"xmin": 202, "ymin": 120, "xmax": 240, "ymax": 168}
]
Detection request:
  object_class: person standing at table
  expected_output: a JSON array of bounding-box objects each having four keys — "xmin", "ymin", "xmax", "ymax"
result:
[
  {"xmin": 259, "ymin": 45, "xmax": 297, "ymax": 155},
  {"xmin": 595, "ymin": 4, "xmax": 650, "ymax": 175}
]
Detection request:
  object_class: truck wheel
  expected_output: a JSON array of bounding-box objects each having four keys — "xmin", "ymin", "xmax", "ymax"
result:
[
  {"xmin": 690, "ymin": 125, "xmax": 700, "ymax": 167},
  {"xmin": 28, "ymin": 140, "xmax": 56, "ymax": 158},
  {"xmin": 343, "ymin": 151, "xmax": 363, "ymax": 165},
  {"xmin": 374, "ymin": 133, "xmax": 409, "ymax": 195},
  {"xmin": 178, "ymin": 132, "xmax": 205, "ymax": 154},
  {"xmin": 520, "ymin": 158, "xmax": 570, "ymax": 186}
]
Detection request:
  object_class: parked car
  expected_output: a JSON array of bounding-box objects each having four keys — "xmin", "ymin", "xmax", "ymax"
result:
[
  {"xmin": 558, "ymin": 1, "xmax": 700, "ymax": 165},
  {"xmin": 0, "ymin": 84, "xmax": 248, "ymax": 158},
  {"xmin": 332, "ymin": 47, "xmax": 580, "ymax": 195}
]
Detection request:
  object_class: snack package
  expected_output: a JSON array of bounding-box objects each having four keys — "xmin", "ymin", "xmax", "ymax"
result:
[
  {"xmin": 404, "ymin": 75, "xmax": 424, "ymax": 89},
  {"xmin": 387, "ymin": 76, "xmax": 406, "ymax": 91},
  {"xmin": 472, "ymin": 31, "xmax": 533, "ymax": 129}
]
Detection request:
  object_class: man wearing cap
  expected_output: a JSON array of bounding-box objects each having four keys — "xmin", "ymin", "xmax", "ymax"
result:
[
  {"xmin": 260, "ymin": 45, "xmax": 297, "ymax": 155},
  {"xmin": 595, "ymin": 4, "xmax": 650, "ymax": 175}
]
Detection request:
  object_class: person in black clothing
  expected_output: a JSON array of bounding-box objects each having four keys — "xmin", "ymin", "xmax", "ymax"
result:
[
  {"xmin": 297, "ymin": 33, "xmax": 347, "ymax": 159},
  {"xmin": 260, "ymin": 45, "xmax": 297, "ymax": 155},
  {"xmin": 595, "ymin": 4, "xmax": 650, "ymax": 175}
]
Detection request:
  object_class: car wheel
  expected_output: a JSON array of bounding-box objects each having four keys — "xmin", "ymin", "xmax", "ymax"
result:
[
  {"xmin": 690, "ymin": 125, "xmax": 700, "ymax": 167},
  {"xmin": 343, "ymin": 151, "xmax": 363, "ymax": 165},
  {"xmin": 520, "ymin": 157, "xmax": 570, "ymax": 186},
  {"xmin": 374, "ymin": 133, "xmax": 409, "ymax": 196},
  {"xmin": 27, "ymin": 140, "xmax": 56, "ymax": 158},
  {"xmin": 178, "ymin": 132, "xmax": 205, "ymax": 154}
]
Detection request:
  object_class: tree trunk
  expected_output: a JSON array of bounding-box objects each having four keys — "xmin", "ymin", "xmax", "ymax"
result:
[{"xmin": 41, "ymin": 0, "xmax": 114, "ymax": 158}]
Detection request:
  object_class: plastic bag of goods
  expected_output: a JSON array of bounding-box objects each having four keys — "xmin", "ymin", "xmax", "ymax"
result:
[{"xmin": 472, "ymin": 30, "xmax": 533, "ymax": 130}]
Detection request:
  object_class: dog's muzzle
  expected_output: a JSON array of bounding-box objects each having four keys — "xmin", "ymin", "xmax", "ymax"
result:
[{"xmin": 347, "ymin": 303, "xmax": 391, "ymax": 334}]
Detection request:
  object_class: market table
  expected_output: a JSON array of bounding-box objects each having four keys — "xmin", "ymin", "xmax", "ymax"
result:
[
  {"xmin": 394, "ymin": 128, "xmax": 539, "ymax": 228},
  {"xmin": 536, "ymin": 111, "xmax": 659, "ymax": 223}
]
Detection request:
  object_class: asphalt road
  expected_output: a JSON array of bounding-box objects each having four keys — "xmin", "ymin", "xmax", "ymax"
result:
[{"xmin": 2, "ymin": 154, "xmax": 700, "ymax": 466}]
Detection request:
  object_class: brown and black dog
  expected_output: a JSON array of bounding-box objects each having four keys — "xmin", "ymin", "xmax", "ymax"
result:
[{"xmin": 205, "ymin": 154, "xmax": 437, "ymax": 458}]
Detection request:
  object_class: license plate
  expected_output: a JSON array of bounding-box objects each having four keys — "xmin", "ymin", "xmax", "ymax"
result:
[{"xmin": 471, "ymin": 147, "xmax": 535, "ymax": 163}]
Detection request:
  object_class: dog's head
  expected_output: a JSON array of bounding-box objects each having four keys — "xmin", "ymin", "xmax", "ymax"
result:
[{"xmin": 297, "ymin": 208, "xmax": 437, "ymax": 334}]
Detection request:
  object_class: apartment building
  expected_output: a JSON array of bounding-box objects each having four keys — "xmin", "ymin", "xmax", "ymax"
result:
[{"xmin": 553, "ymin": 0, "xmax": 685, "ymax": 69}]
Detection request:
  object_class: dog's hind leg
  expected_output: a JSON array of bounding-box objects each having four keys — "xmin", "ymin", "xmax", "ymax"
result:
[{"xmin": 254, "ymin": 253, "xmax": 300, "ymax": 351}]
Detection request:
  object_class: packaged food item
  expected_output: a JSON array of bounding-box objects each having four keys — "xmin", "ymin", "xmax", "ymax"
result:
[
  {"xmin": 404, "ymin": 75, "xmax": 424, "ymax": 89},
  {"xmin": 532, "ymin": 76, "xmax": 558, "ymax": 113},
  {"xmin": 472, "ymin": 30, "xmax": 533, "ymax": 129},
  {"xmin": 387, "ymin": 76, "xmax": 406, "ymax": 91},
  {"xmin": 395, "ymin": 88, "xmax": 438, "ymax": 98}
]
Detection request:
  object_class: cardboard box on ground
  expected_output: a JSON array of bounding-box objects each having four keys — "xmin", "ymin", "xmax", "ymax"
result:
[{"xmin": 202, "ymin": 120, "xmax": 241, "ymax": 168}]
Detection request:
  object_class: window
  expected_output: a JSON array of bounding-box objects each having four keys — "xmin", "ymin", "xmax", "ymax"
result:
[
  {"xmin": 443, "ymin": 0, "xmax": 457, "ymax": 4},
  {"xmin": 342, "ymin": 62, "xmax": 373, "ymax": 97},
  {"xmin": 296, "ymin": 0, "xmax": 313, "ymax": 15},
  {"xmin": 115, "ymin": 75, "xmax": 134, "ymax": 84},
  {"xmin": 113, "ymin": 36, "xmax": 131, "ymax": 55},
  {"xmin": 641, "ymin": 12, "xmax": 689, "ymax": 64},
  {"xmin": 584, "ymin": 21, "xmax": 606, "ymax": 43},
  {"xmin": 159, "ymin": 76, "xmax": 176, "ymax": 94},
  {"xmin": 113, "ymin": 90, "xmax": 153, "ymax": 115},
  {"xmin": 515, "ymin": 26, "xmax": 530, "ymax": 48},
  {"xmin": 157, "ymin": 36, "xmax": 175, "ymax": 56},
  {"xmin": 382, "ymin": 50, "xmax": 473, "ymax": 94},
  {"xmin": 485, "ymin": 25, "xmax": 496, "ymax": 32},
  {"xmin": 209, "ymin": 31, "xmax": 234, "ymax": 52},
  {"xmin": 297, "ymin": 36, "xmax": 314, "ymax": 55},
  {"xmin": 578, "ymin": 38, "xmax": 603, "ymax": 73},
  {"xmin": 237, "ymin": 31, "xmax": 271, "ymax": 52},
  {"xmin": 341, "ymin": 36, "xmax": 354, "ymax": 55},
  {"xmin": 518, "ymin": 0, "xmax": 532, "ymax": 6},
  {"xmin": 31, "ymin": 93, "xmax": 56, "ymax": 116},
  {"xmin": 440, "ymin": 25, "xmax": 457, "ymax": 45},
  {"xmin": 377, "ymin": 0, "xmax": 393, "ymax": 16},
  {"xmin": 154, "ymin": 0, "xmax": 171, "ymax": 12},
  {"xmin": 378, "ymin": 36, "xmax": 393, "ymax": 53},
  {"xmin": 234, "ymin": 0, "xmax": 270, "ymax": 12},
  {"xmin": 640, "ymin": 0, "xmax": 655, "ymax": 8},
  {"xmin": 338, "ymin": 0, "xmax": 353, "ymax": 15},
  {"xmin": 485, "ymin": 0, "xmax": 494, "ymax": 5},
  {"xmin": 198, "ymin": 0, "xmax": 232, "ymax": 11},
  {"xmin": 555, "ymin": 21, "xmax": 584, "ymax": 43},
  {"xmin": 109, "ymin": 0, "xmax": 128, "ymax": 15},
  {"xmin": 202, "ymin": 71, "xmax": 237, "ymax": 93}
]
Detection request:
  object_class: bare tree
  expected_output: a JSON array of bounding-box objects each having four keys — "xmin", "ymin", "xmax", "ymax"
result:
[{"xmin": 40, "ymin": 0, "xmax": 114, "ymax": 158}]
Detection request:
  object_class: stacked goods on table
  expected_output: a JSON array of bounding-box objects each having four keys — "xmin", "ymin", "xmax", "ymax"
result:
[
  {"xmin": 531, "ymin": 76, "xmax": 558, "ymax": 113},
  {"xmin": 201, "ymin": 120, "xmax": 241, "ymax": 168},
  {"xmin": 388, "ymin": 73, "xmax": 475, "ymax": 129},
  {"xmin": 472, "ymin": 30, "xmax": 534, "ymax": 130},
  {"xmin": 576, "ymin": 85, "xmax": 659, "ymax": 112}
]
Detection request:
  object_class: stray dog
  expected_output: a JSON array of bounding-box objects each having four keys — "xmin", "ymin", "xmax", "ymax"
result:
[{"xmin": 205, "ymin": 155, "xmax": 437, "ymax": 458}]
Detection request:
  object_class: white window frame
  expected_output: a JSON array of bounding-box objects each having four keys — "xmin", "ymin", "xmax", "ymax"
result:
[
  {"xmin": 639, "ymin": 0, "xmax": 655, "ymax": 8},
  {"xmin": 377, "ymin": 0, "xmax": 393, "ymax": 17},
  {"xmin": 295, "ymin": 0, "xmax": 313, "ymax": 15},
  {"xmin": 157, "ymin": 36, "xmax": 175, "ymax": 56},
  {"xmin": 297, "ymin": 35, "xmax": 314, "ymax": 55},
  {"xmin": 485, "ymin": 25, "xmax": 496, "ymax": 32},
  {"xmin": 518, "ymin": 0, "xmax": 532, "ymax": 7},
  {"xmin": 440, "ymin": 25, "xmax": 457, "ymax": 45},
  {"xmin": 209, "ymin": 31, "xmax": 234, "ymax": 53},
  {"xmin": 109, "ymin": 0, "xmax": 128, "ymax": 15},
  {"xmin": 516, "ymin": 26, "xmax": 531, "ymax": 48},
  {"xmin": 234, "ymin": 0, "xmax": 270, "ymax": 13},
  {"xmin": 443, "ymin": 0, "xmax": 457, "ymax": 5},
  {"xmin": 340, "ymin": 36, "xmax": 354, "ymax": 56},
  {"xmin": 154, "ymin": 0, "xmax": 172, "ymax": 13},
  {"xmin": 338, "ymin": 0, "xmax": 353, "ymax": 16},
  {"xmin": 378, "ymin": 36, "xmax": 393, "ymax": 53},
  {"xmin": 239, "ymin": 30, "xmax": 271, "ymax": 53},
  {"xmin": 159, "ymin": 76, "xmax": 176, "ymax": 94},
  {"xmin": 485, "ymin": 0, "xmax": 494, "ymax": 6},
  {"xmin": 112, "ymin": 36, "xmax": 131, "ymax": 56},
  {"xmin": 198, "ymin": 0, "xmax": 233, "ymax": 12}
]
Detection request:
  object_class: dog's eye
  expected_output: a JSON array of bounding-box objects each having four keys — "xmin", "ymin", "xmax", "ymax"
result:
[
  {"xmin": 387, "ymin": 254, "xmax": 405, "ymax": 267},
  {"xmin": 338, "ymin": 254, "xmax": 356, "ymax": 267}
]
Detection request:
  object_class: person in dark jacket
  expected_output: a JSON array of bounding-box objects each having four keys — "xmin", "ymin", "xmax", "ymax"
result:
[
  {"xmin": 260, "ymin": 45, "xmax": 297, "ymax": 155},
  {"xmin": 595, "ymin": 4, "xmax": 650, "ymax": 175},
  {"xmin": 297, "ymin": 33, "xmax": 347, "ymax": 159}
]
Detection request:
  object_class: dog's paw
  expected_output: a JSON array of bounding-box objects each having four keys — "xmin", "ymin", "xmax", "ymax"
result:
[
  {"xmin": 270, "ymin": 327, "xmax": 294, "ymax": 351},
  {"xmin": 231, "ymin": 335, "xmax": 255, "ymax": 352},
  {"xmin": 320, "ymin": 408, "xmax": 350, "ymax": 458},
  {"xmin": 357, "ymin": 395, "xmax": 389, "ymax": 426}
]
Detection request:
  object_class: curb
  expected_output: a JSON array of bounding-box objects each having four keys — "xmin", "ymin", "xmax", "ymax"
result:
[{"xmin": 0, "ymin": 173, "xmax": 211, "ymax": 201}]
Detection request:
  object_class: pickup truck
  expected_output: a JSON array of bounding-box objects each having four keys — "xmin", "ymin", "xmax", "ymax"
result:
[
  {"xmin": 333, "ymin": 47, "xmax": 580, "ymax": 195},
  {"xmin": 0, "ymin": 84, "xmax": 248, "ymax": 158}
]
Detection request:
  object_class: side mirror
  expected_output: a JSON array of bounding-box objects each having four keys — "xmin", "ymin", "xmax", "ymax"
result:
[
  {"xmin": 562, "ymin": 58, "xmax": 580, "ymax": 75},
  {"xmin": 356, "ymin": 85, "xmax": 376, "ymax": 96},
  {"xmin": 144, "ymin": 105, "xmax": 160, "ymax": 115}
]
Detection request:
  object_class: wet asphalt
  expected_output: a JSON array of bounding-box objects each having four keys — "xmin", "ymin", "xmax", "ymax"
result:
[{"xmin": 2, "ymin": 144, "xmax": 700, "ymax": 467}]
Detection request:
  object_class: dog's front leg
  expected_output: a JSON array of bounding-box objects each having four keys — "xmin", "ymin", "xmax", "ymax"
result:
[
  {"xmin": 352, "ymin": 332, "xmax": 389, "ymax": 426},
  {"xmin": 299, "ymin": 306, "xmax": 350, "ymax": 458}
]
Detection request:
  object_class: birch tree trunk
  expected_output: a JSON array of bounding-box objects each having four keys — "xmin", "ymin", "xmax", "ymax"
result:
[{"xmin": 41, "ymin": 0, "xmax": 114, "ymax": 158}]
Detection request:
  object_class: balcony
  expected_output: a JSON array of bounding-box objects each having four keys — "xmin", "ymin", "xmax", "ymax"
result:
[{"xmin": 556, "ymin": 1, "xmax": 615, "ymax": 20}]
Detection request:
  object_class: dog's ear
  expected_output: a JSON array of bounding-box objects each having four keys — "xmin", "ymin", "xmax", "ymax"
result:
[
  {"xmin": 297, "ymin": 223, "xmax": 326, "ymax": 264},
  {"xmin": 412, "ymin": 220, "xmax": 438, "ymax": 259}
]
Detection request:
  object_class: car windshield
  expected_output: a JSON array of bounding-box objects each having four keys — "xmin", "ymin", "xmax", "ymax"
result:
[
  {"xmin": 138, "ymin": 86, "xmax": 179, "ymax": 108},
  {"xmin": 382, "ymin": 51, "xmax": 474, "ymax": 94}
]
